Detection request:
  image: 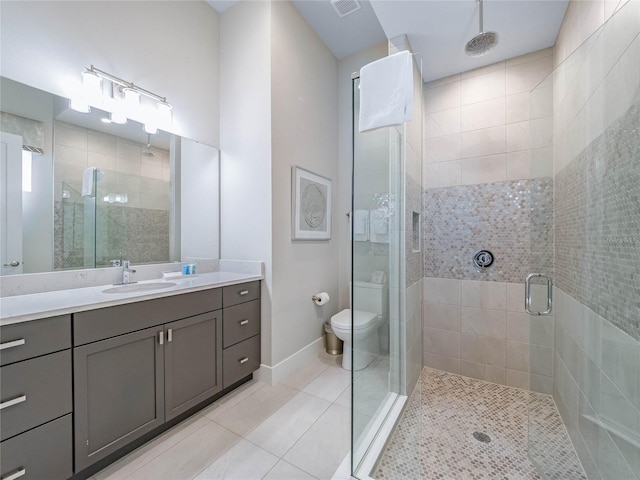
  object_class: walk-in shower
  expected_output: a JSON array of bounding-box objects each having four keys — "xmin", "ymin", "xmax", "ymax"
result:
[{"xmin": 351, "ymin": 1, "xmax": 640, "ymax": 478}]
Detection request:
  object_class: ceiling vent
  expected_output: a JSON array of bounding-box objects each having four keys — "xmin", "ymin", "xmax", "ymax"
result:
[{"xmin": 330, "ymin": 0, "xmax": 361, "ymax": 18}]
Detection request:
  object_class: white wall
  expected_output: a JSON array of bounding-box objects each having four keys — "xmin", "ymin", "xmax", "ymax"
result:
[
  {"xmin": 336, "ymin": 43, "xmax": 388, "ymax": 310},
  {"xmin": 270, "ymin": 1, "xmax": 339, "ymax": 365},
  {"xmin": 0, "ymin": 1, "xmax": 220, "ymax": 146},
  {"xmin": 180, "ymin": 139, "xmax": 220, "ymax": 259},
  {"xmin": 219, "ymin": 1, "xmax": 274, "ymax": 363},
  {"xmin": 220, "ymin": 0, "xmax": 340, "ymax": 368}
]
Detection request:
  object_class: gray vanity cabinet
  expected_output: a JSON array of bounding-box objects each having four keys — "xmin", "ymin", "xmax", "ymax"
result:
[
  {"xmin": 73, "ymin": 327, "xmax": 165, "ymax": 472},
  {"xmin": 0, "ymin": 315, "xmax": 73, "ymax": 480},
  {"xmin": 164, "ymin": 311, "xmax": 222, "ymax": 421}
]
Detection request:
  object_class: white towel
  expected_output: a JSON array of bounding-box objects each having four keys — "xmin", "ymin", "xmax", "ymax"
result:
[
  {"xmin": 370, "ymin": 208, "xmax": 389, "ymax": 243},
  {"xmin": 353, "ymin": 210, "xmax": 369, "ymax": 241},
  {"xmin": 359, "ymin": 50, "xmax": 414, "ymax": 133},
  {"xmin": 81, "ymin": 167, "xmax": 95, "ymax": 197}
]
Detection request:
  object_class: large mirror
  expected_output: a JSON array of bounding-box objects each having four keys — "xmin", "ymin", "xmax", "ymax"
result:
[{"xmin": 0, "ymin": 76, "xmax": 220, "ymax": 275}]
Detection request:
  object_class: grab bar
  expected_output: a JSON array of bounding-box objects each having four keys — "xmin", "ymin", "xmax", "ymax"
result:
[{"xmin": 525, "ymin": 273, "xmax": 552, "ymax": 316}]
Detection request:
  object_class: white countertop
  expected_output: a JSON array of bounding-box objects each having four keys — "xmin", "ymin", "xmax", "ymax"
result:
[{"xmin": 0, "ymin": 271, "xmax": 263, "ymax": 326}]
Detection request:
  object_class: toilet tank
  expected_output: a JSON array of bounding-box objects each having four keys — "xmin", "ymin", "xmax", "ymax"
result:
[{"xmin": 353, "ymin": 281, "xmax": 387, "ymax": 315}]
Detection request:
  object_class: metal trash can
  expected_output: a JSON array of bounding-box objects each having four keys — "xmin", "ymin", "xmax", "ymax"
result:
[{"xmin": 324, "ymin": 322, "xmax": 343, "ymax": 355}]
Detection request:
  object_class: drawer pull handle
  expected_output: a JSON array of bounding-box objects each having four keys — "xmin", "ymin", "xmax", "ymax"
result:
[
  {"xmin": 0, "ymin": 395, "xmax": 27, "ymax": 410},
  {"xmin": 0, "ymin": 339, "xmax": 25, "ymax": 351},
  {"xmin": 239, "ymin": 320, "xmax": 249, "ymax": 326},
  {"xmin": 167, "ymin": 329, "xmax": 173, "ymax": 342},
  {"xmin": 1, "ymin": 468, "xmax": 26, "ymax": 480},
  {"xmin": 239, "ymin": 357, "xmax": 249, "ymax": 364},
  {"xmin": 239, "ymin": 290, "xmax": 249, "ymax": 296},
  {"xmin": 159, "ymin": 331, "xmax": 164, "ymax": 345}
]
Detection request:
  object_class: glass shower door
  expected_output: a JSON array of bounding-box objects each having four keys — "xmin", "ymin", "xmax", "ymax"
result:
[{"xmin": 351, "ymin": 76, "xmax": 403, "ymax": 476}]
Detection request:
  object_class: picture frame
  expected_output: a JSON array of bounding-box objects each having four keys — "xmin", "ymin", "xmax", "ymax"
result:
[{"xmin": 291, "ymin": 166, "xmax": 332, "ymax": 240}]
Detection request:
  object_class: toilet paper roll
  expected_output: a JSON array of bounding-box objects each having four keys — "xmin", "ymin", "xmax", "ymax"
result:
[{"xmin": 313, "ymin": 292, "xmax": 330, "ymax": 306}]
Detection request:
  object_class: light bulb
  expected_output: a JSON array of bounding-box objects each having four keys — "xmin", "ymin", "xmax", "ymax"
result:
[
  {"xmin": 157, "ymin": 101, "xmax": 172, "ymax": 129},
  {"xmin": 82, "ymin": 70, "xmax": 102, "ymax": 104},
  {"xmin": 123, "ymin": 88, "xmax": 140, "ymax": 117}
]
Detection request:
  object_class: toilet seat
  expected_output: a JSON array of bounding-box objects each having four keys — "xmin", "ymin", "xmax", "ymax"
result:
[{"xmin": 331, "ymin": 309, "xmax": 377, "ymax": 331}]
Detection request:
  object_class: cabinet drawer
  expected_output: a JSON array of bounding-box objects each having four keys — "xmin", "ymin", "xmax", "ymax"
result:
[
  {"xmin": 222, "ymin": 281, "xmax": 260, "ymax": 307},
  {"xmin": 0, "ymin": 414, "xmax": 72, "ymax": 480},
  {"xmin": 0, "ymin": 350, "xmax": 72, "ymax": 441},
  {"xmin": 0, "ymin": 315, "xmax": 71, "ymax": 366},
  {"xmin": 223, "ymin": 335, "xmax": 260, "ymax": 388},
  {"xmin": 223, "ymin": 300, "xmax": 260, "ymax": 348},
  {"xmin": 74, "ymin": 288, "xmax": 222, "ymax": 345}
]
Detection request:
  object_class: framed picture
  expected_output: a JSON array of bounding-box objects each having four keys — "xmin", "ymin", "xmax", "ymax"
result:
[{"xmin": 291, "ymin": 166, "xmax": 332, "ymax": 240}]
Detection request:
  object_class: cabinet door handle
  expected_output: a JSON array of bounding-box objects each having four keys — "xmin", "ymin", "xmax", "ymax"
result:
[
  {"xmin": 1, "ymin": 468, "xmax": 26, "ymax": 480},
  {"xmin": 239, "ymin": 320, "xmax": 249, "ymax": 326},
  {"xmin": 239, "ymin": 290, "xmax": 249, "ymax": 296},
  {"xmin": 158, "ymin": 331, "xmax": 164, "ymax": 345},
  {"xmin": 0, "ymin": 339, "xmax": 25, "ymax": 351},
  {"xmin": 167, "ymin": 329, "xmax": 173, "ymax": 342},
  {"xmin": 0, "ymin": 395, "xmax": 27, "ymax": 410},
  {"xmin": 239, "ymin": 357, "xmax": 249, "ymax": 364}
]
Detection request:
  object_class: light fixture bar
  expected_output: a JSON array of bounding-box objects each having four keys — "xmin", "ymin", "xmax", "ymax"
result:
[{"xmin": 87, "ymin": 65, "xmax": 168, "ymax": 104}]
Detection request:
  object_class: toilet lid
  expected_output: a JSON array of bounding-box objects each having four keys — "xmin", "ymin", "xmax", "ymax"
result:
[{"xmin": 332, "ymin": 309, "xmax": 377, "ymax": 330}]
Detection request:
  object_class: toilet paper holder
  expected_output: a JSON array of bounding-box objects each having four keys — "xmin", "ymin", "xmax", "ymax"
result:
[{"xmin": 312, "ymin": 292, "xmax": 330, "ymax": 305}]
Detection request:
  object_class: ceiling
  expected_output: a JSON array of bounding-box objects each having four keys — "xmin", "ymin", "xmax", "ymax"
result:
[{"xmin": 207, "ymin": 0, "xmax": 569, "ymax": 83}]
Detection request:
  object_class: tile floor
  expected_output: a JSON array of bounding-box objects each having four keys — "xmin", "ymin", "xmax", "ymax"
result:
[
  {"xmin": 91, "ymin": 352, "xmax": 351, "ymax": 480},
  {"xmin": 374, "ymin": 368, "xmax": 587, "ymax": 480}
]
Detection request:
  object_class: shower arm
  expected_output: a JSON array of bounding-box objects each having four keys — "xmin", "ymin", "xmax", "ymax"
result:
[{"xmin": 478, "ymin": 0, "xmax": 484, "ymax": 33}]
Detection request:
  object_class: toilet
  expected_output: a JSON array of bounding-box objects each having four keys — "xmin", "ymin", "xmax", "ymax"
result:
[{"xmin": 330, "ymin": 281, "xmax": 387, "ymax": 370}]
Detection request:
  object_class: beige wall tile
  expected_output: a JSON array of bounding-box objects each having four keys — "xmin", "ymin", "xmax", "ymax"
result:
[
  {"xmin": 461, "ymin": 307, "xmax": 507, "ymax": 339},
  {"xmin": 424, "ymin": 277, "xmax": 461, "ymax": 305},
  {"xmin": 424, "ymin": 108, "xmax": 461, "ymax": 138},
  {"xmin": 460, "ymin": 154, "xmax": 507, "ymax": 185},
  {"xmin": 506, "ymin": 148, "xmax": 553, "ymax": 180},
  {"xmin": 424, "ymin": 81, "xmax": 461, "ymax": 113},
  {"xmin": 460, "ymin": 125, "xmax": 506, "ymax": 158},
  {"xmin": 424, "ymin": 327, "xmax": 461, "ymax": 357},
  {"xmin": 461, "ymin": 69, "xmax": 505, "ymax": 105},
  {"xmin": 506, "ymin": 93, "xmax": 530, "ymax": 124},
  {"xmin": 424, "ymin": 352, "xmax": 461, "ymax": 374},
  {"xmin": 461, "ymin": 280, "xmax": 507, "ymax": 310},
  {"xmin": 423, "ymin": 160, "xmax": 461, "ymax": 188},
  {"xmin": 506, "ymin": 120, "xmax": 531, "ymax": 152},
  {"xmin": 425, "ymin": 303, "xmax": 461, "ymax": 332},
  {"xmin": 506, "ymin": 56, "xmax": 554, "ymax": 95},
  {"xmin": 461, "ymin": 334, "xmax": 506, "ymax": 367},
  {"xmin": 424, "ymin": 134, "xmax": 461, "ymax": 163},
  {"xmin": 461, "ymin": 97, "xmax": 506, "ymax": 132}
]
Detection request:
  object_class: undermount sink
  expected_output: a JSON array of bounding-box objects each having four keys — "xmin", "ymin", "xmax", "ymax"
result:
[{"xmin": 102, "ymin": 282, "xmax": 177, "ymax": 294}]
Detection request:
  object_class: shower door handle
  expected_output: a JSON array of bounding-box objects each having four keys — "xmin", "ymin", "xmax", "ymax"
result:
[{"xmin": 525, "ymin": 273, "xmax": 552, "ymax": 316}]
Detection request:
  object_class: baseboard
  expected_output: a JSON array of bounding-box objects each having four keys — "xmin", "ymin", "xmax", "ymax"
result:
[{"xmin": 254, "ymin": 336, "xmax": 326, "ymax": 385}]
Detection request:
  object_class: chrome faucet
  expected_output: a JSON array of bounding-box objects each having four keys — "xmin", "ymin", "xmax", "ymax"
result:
[{"xmin": 121, "ymin": 260, "xmax": 137, "ymax": 285}]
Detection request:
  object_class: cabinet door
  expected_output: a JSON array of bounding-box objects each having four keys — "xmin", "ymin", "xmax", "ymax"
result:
[
  {"xmin": 164, "ymin": 311, "xmax": 222, "ymax": 421},
  {"xmin": 74, "ymin": 327, "xmax": 164, "ymax": 472}
]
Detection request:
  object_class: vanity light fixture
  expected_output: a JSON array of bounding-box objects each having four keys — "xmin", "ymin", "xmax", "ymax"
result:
[{"xmin": 69, "ymin": 65, "xmax": 172, "ymax": 133}]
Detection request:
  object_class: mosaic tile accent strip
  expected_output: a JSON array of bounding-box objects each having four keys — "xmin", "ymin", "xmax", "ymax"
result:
[
  {"xmin": 555, "ymin": 101, "xmax": 640, "ymax": 341},
  {"xmin": 54, "ymin": 200, "xmax": 170, "ymax": 269},
  {"xmin": 423, "ymin": 178, "xmax": 554, "ymax": 283},
  {"xmin": 374, "ymin": 368, "xmax": 586, "ymax": 480}
]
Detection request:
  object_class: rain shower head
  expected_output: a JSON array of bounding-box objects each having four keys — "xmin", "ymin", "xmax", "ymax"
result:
[{"xmin": 465, "ymin": 0, "xmax": 498, "ymax": 57}]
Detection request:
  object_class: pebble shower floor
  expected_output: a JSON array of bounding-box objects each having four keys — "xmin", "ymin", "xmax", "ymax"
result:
[{"xmin": 374, "ymin": 368, "xmax": 586, "ymax": 480}]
